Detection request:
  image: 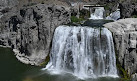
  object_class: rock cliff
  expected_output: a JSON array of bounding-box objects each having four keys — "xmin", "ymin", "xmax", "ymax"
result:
[
  {"xmin": 104, "ymin": 18, "xmax": 137, "ymax": 79},
  {"xmin": 119, "ymin": 0, "xmax": 137, "ymax": 18},
  {"xmin": 0, "ymin": 3, "xmax": 70, "ymax": 65}
]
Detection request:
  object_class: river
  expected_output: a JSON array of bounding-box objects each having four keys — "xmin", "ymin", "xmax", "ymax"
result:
[{"xmin": 0, "ymin": 47, "xmax": 121, "ymax": 81}]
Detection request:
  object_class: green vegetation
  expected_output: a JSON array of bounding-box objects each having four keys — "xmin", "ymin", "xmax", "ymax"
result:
[
  {"xmin": 70, "ymin": 16, "xmax": 85, "ymax": 24},
  {"xmin": 22, "ymin": 77, "xmax": 34, "ymax": 81},
  {"xmin": 104, "ymin": 3, "xmax": 117, "ymax": 16},
  {"xmin": 79, "ymin": 9, "xmax": 90, "ymax": 19},
  {"xmin": 104, "ymin": 5, "xmax": 110, "ymax": 11},
  {"xmin": 104, "ymin": 4, "xmax": 112, "ymax": 17},
  {"xmin": 115, "ymin": 48, "xmax": 131, "ymax": 81},
  {"xmin": 39, "ymin": 54, "xmax": 50, "ymax": 67},
  {"xmin": 117, "ymin": 63, "xmax": 131, "ymax": 80},
  {"xmin": 41, "ymin": 1, "xmax": 44, "ymax": 4},
  {"xmin": 131, "ymin": 15, "xmax": 137, "ymax": 18},
  {"xmin": 116, "ymin": 61, "xmax": 131, "ymax": 81},
  {"xmin": 112, "ymin": 39, "xmax": 131, "ymax": 81},
  {"xmin": 70, "ymin": 9, "xmax": 90, "ymax": 24}
]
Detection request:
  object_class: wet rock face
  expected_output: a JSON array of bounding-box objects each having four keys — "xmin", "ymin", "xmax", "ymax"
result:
[
  {"xmin": 104, "ymin": 18, "xmax": 137, "ymax": 77},
  {"xmin": 0, "ymin": 4, "xmax": 70, "ymax": 65}
]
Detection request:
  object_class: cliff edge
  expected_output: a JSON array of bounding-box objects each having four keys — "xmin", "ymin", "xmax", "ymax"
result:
[{"xmin": 104, "ymin": 18, "xmax": 137, "ymax": 80}]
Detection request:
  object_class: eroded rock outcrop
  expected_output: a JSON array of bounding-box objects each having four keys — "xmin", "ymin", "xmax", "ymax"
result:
[
  {"xmin": 104, "ymin": 18, "xmax": 137, "ymax": 78},
  {"xmin": 0, "ymin": 4, "xmax": 70, "ymax": 65},
  {"xmin": 119, "ymin": 0, "xmax": 137, "ymax": 18}
]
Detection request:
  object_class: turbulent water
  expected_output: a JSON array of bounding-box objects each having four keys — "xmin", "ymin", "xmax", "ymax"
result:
[
  {"xmin": 89, "ymin": 7, "xmax": 120, "ymax": 21},
  {"xmin": 89, "ymin": 7, "xmax": 105, "ymax": 19},
  {"xmin": 106, "ymin": 9, "xmax": 120, "ymax": 21},
  {"xmin": 44, "ymin": 25, "xmax": 118, "ymax": 79}
]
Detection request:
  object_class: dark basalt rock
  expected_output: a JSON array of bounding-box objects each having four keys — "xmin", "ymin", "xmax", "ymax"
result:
[
  {"xmin": 119, "ymin": 2, "xmax": 137, "ymax": 18},
  {"xmin": 0, "ymin": 4, "xmax": 70, "ymax": 65}
]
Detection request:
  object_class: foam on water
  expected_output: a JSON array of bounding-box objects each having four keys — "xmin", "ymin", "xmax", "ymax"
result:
[
  {"xmin": 43, "ymin": 25, "xmax": 118, "ymax": 79},
  {"xmin": 89, "ymin": 7, "xmax": 105, "ymax": 19}
]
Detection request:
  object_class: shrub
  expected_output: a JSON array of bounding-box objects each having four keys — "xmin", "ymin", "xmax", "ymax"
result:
[{"xmin": 71, "ymin": 16, "xmax": 84, "ymax": 23}]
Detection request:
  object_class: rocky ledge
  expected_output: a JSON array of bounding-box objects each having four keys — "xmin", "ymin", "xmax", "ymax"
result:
[
  {"xmin": 0, "ymin": 4, "xmax": 70, "ymax": 65},
  {"xmin": 104, "ymin": 18, "xmax": 137, "ymax": 79}
]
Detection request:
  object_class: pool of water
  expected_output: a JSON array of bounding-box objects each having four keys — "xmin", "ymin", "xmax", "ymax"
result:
[{"xmin": 0, "ymin": 47, "xmax": 120, "ymax": 81}]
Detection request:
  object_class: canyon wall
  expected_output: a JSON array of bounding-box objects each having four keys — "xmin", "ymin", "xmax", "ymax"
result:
[
  {"xmin": 0, "ymin": 3, "xmax": 70, "ymax": 65},
  {"xmin": 0, "ymin": 0, "xmax": 137, "ymax": 74},
  {"xmin": 104, "ymin": 18, "xmax": 137, "ymax": 80}
]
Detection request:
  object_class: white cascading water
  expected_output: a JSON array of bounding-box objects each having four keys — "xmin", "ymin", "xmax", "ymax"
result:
[
  {"xmin": 44, "ymin": 25, "xmax": 118, "ymax": 79},
  {"xmin": 89, "ymin": 7, "xmax": 105, "ymax": 19},
  {"xmin": 106, "ymin": 9, "xmax": 120, "ymax": 21},
  {"xmin": 89, "ymin": 7, "xmax": 120, "ymax": 21}
]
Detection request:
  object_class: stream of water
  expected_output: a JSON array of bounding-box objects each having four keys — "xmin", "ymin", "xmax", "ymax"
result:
[{"xmin": 0, "ymin": 44, "xmax": 120, "ymax": 81}]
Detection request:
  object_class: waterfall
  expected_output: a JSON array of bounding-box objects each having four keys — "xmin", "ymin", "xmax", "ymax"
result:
[
  {"xmin": 43, "ymin": 25, "xmax": 118, "ymax": 79},
  {"xmin": 89, "ymin": 7, "xmax": 105, "ymax": 19},
  {"xmin": 89, "ymin": 7, "xmax": 120, "ymax": 21},
  {"xmin": 106, "ymin": 9, "xmax": 120, "ymax": 21}
]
